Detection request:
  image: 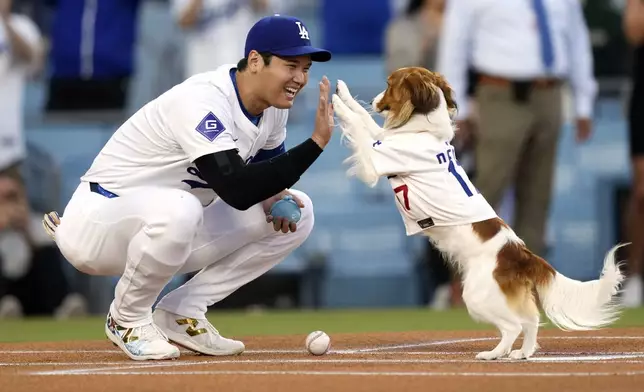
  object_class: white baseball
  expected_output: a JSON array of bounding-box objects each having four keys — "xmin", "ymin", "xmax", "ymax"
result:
[{"xmin": 305, "ymin": 330, "xmax": 331, "ymax": 355}]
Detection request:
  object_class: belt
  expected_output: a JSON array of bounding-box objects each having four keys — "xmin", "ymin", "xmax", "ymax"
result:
[
  {"xmin": 89, "ymin": 182, "xmax": 119, "ymax": 198},
  {"xmin": 478, "ymin": 74, "xmax": 562, "ymax": 89}
]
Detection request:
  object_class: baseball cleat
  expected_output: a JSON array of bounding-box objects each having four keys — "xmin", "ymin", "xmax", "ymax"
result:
[
  {"xmin": 153, "ymin": 308, "xmax": 245, "ymax": 356},
  {"xmin": 42, "ymin": 211, "xmax": 60, "ymax": 240},
  {"xmin": 105, "ymin": 312, "xmax": 180, "ymax": 361}
]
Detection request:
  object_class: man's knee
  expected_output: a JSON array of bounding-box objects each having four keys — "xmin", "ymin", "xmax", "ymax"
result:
[{"xmin": 152, "ymin": 190, "xmax": 204, "ymax": 243}]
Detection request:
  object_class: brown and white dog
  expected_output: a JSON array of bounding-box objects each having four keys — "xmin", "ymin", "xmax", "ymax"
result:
[{"xmin": 331, "ymin": 67, "xmax": 625, "ymax": 360}]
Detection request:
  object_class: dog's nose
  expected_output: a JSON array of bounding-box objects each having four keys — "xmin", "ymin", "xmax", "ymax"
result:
[{"xmin": 369, "ymin": 99, "xmax": 374, "ymax": 105}]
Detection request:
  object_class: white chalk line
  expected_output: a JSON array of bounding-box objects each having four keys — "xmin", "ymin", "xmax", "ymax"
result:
[
  {"xmin": 4, "ymin": 351, "xmax": 644, "ymax": 364},
  {"xmin": 345, "ymin": 336, "xmax": 644, "ymax": 353},
  {"xmin": 6, "ymin": 335, "xmax": 644, "ymax": 377},
  {"xmin": 13, "ymin": 354, "xmax": 644, "ymax": 376},
  {"xmin": 3, "ymin": 336, "xmax": 644, "ymax": 356},
  {"xmin": 29, "ymin": 369, "xmax": 644, "ymax": 377},
  {"xmin": 9, "ymin": 355, "xmax": 644, "ymax": 368}
]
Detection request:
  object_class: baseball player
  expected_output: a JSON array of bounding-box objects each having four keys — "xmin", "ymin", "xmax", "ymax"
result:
[{"xmin": 42, "ymin": 15, "xmax": 333, "ymax": 361}]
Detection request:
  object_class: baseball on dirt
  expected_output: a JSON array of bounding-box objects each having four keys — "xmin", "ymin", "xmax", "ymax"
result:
[{"xmin": 305, "ymin": 330, "xmax": 331, "ymax": 355}]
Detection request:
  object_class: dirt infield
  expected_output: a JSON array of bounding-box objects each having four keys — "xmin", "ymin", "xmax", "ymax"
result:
[{"xmin": 2, "ymin": 328, "xmax": 644, "ymax": 391}]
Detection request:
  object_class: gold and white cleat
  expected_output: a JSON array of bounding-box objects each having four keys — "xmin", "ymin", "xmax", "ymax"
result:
[{"xmin": 153, "ymin": 309, "xmax": 245, "ymax": 356}]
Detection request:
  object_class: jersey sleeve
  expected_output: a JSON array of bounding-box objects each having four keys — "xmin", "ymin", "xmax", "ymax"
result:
[
  {"xmin": 165, "ymin": 88, "xmax": 239, "ymax": 162},
  {"xmin": 263, "ymin": 110, "xmax": 288, "ymax": 150},
  {"xmin": 370, "ymin": 134, "xmax": 434, "ymax": 177}
]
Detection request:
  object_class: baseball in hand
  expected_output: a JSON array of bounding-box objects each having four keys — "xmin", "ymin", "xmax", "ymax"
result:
[
  {"xmin": 270, "ymin": 195, "xmax": 301, "ymax": 223},
  {"xmin": 305, "ymin": 330, "xmax": 331, "ymax": 355}
]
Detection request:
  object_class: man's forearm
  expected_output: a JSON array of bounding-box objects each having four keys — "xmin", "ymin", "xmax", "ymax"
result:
[{"xmin": 195, "ymin": 138, "xmax": 323, "ymax": 210}]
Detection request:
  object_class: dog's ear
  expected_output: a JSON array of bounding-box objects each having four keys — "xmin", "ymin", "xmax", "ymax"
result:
[
  {"xmin": 404, "ymin": 72, "xmax": 441, "ymax": 114},
  {"xmin": 430, "ymin": 72, "xmax": 458, "ymax": 117}
]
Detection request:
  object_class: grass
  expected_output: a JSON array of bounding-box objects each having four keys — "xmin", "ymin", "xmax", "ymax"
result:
[{"xmin": 1, "ymin": 307, "xmax": 644, "ymax": 343}]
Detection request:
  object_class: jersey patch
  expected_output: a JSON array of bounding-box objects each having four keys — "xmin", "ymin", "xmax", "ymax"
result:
[
  {"xmin": 417, "ymin": 217, "xmax": 435, "ymax": 229},
  {"xmin": 196, "ymin": 112, "xmax": 227, "ymax": 142}
]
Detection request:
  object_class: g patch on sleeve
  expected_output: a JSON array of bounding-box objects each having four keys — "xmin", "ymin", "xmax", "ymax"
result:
[{"xmin": 195, "ymin": 112, "xmax": 227, "ymax": 142}]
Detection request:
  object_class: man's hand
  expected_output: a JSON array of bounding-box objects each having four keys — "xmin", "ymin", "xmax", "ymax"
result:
[
  {"xmin": 262, "ymin": 190, "xmax": 305, "ymax": 233},
  {"xmin": 576, "ymin": 118, "xmax": 592, "ymax": 143},
  {"xmin": 311, "ymin": 76, "xmax": 334, "ymax": 149}
]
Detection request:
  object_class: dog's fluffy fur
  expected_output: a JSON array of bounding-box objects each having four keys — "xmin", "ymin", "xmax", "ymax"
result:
[{"xmin": 332, "ymin": 67, "xmax": 625, "ymax": 360}]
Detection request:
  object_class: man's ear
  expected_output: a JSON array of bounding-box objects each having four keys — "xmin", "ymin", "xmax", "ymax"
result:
[
  {"xmin": 404, "ymin": 72, "xmax": 441, "ymax": 114},
  {"xmin": 247, "ymin": 50, "xmax": 262, "ymax": 72}
]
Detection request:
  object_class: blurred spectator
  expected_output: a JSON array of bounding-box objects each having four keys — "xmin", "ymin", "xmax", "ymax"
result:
[
  {"xmin": 437, "ymin": 0, "xmax": 597, "ymax": 257},
  {"xmin": 384, "ymin": 0, "xmax": 444, "ymax": 74},
  {"xmin": 45, "ymin": 0, "xmax": 142, "ymax": 114},
  {"xmin": 0, "ymin": 170, "xmax": 87, "ymax": 319},
  {"xmin": 622, "ymin": 0, "xmax": 644, "ymax": 307},
  {"xmin": 0, "ymin": 0, "xmax": 43, "ymax": 173},
  {"xmin": 172, "ymin": 0, "xmax": 273, "ymax": 78}
]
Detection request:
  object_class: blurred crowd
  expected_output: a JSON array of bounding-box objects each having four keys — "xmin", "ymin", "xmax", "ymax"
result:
[{"xmin": 0, "ymin": 0, "xmax": 643, "ymax": 317}]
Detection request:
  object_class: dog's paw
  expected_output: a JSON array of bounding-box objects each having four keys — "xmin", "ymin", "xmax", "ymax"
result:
[
  {"xmin": 508, "ymin": 350, "xmax": 529, "ymax": 360},
  {"xmin": 475, "ymin": 350, "xmax": 505, "ymax": 360},
  {"xmin": 336, "ymin": 80, "xmax": 351, "ymax": 101},
  {"xmin": 332, "ymin": 95, "xmax": 361, "ymax": 129}
]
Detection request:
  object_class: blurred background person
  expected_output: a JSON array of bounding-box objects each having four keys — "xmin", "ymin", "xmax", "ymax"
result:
[
  {"xmin": 384, "ymin": 0, "xmax": 444, "ymax": 74},
  {"xmin": 622, "ymin": 0, "xmax": 644, "ymax": 307},
  {"xmin": 0, "ymin": 0, "xmax": 43, "ymax": 175},
  {"xmin": 437, "ymin": 0, "xmax": 597, "ymax": 259},
  {"xmin": 0, "ymin": 0, "xmax": 88, "ymax": 319},
  {"xmin": 173, "ymin": 0, "xmax": 279, "ymax": 78},
  {"xmin": 0, "ymin": 170, "xmax": 87, "ymax": 319}
]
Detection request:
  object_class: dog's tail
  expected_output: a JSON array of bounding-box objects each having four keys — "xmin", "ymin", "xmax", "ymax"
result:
[{"xmin": 535, "ymin": 243, "xmax": 626, "ymax": 331}]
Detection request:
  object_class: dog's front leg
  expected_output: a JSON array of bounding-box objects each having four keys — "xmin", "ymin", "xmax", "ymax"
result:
[
  {"xmin": 332, "ymin": 93, "xmax": 367, "ymax": 144},
  {"xmin": 332, "ymin": 94, "xmax": 380, "ymax": 187},
  {"xmin": 336, "ymin": 80, "xmax": 382, "ymax": 138}
]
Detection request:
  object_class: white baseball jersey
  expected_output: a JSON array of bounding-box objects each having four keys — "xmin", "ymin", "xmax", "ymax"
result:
[
  {"xmin": 81, "ymin": 64, "xmax": 288, "ymax": 206},
  {"xmin": 371, "ymin": 131, "xmax": 497, "ymax": 236}
]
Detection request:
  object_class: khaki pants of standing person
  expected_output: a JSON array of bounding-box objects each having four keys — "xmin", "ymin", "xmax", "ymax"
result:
[{"xmin": 473, "ymin": 76, "xmax": 564, "ymax": 257}]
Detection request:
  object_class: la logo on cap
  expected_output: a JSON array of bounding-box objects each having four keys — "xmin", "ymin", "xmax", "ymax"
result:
[{"xmin": 295, "ymin": 21, "xmax": 309, "ymax": 40}]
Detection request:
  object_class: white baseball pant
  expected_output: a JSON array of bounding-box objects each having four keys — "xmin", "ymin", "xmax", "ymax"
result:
[{"xmin": 54, "ymin": 181, "xmax": 314, "ymax": 328}]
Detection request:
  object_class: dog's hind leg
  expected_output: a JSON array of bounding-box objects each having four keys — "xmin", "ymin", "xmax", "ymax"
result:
[
  {"xmin": 475, "ymin": 317, "xmax": 522, "ymax": 360},
  {"xmin": 509, "ymin": 314, "xmax": 540, "ymax": 360},
  {"xmin": 462, "ymin": 273, "xmax": 523, "ymax": 360}
]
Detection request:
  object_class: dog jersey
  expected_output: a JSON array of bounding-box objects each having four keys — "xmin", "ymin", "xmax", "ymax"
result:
[
  {"xmin": 371, "ymin": 131, "xmax": 497, "ymax": 236},
  {"xmin": 81, "ymin": 63, "xmax": 288, "ymax": 206}
]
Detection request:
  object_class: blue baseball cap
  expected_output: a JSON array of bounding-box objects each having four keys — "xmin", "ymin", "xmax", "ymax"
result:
[{"xmin": 244, "ymin": 15, "xmax": 332, "ymax": 62}]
